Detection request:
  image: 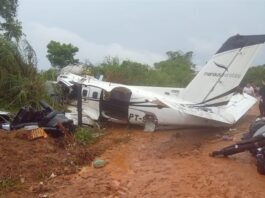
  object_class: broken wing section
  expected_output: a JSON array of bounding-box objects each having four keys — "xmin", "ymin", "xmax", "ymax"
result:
[
  {"xmin": 219, "ymin": 93, "xmax": 257, "ymax": 124},
  {"xmin": 161, "ymin": 99, "xmax": 234, "ymax": 125},
  {"xmin": 160, "ymin": 93, "xmax": 256, "ymax": 126},
  {"xmin": 57, "ymin": 73, "xmax": 84, "ymax": 87}
]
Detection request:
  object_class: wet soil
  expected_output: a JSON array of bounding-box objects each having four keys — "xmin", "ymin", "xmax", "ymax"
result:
[
  {"xmin": 50, "ymin": 105, "xmax": 265, "ymax": 198},
  {"xmin": 2, "ymin": 105, "xmax": 265, "ymax": 197}
]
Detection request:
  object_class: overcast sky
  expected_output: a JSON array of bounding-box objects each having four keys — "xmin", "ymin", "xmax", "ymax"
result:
[{"xmin": 18, "ymin": 0, "xmax": 265, "ymax": 70}]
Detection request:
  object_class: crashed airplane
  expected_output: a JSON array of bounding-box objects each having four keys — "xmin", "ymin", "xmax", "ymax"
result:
[{"xmin": 58, "ymin": 34, "xmax": 265, "ymax": 131}]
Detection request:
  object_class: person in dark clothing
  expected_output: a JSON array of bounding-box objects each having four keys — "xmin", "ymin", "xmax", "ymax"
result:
[{"xmin": 259, "ymin": 80, "xmax": 265, "ymax": 117}]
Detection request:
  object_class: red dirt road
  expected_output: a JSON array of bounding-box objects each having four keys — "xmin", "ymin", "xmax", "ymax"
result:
[{"xmin": 49, "ymin": 106, "xmax": 265, "ymax": 198}]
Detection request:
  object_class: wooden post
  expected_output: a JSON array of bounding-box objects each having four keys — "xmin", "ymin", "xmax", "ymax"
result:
[{"xmin": 77, "ymin": 83, "xmax": 82, "ymax": 127}]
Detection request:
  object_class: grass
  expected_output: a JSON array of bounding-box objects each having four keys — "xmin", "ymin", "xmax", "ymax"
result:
[
  {"xmin": 0, "ymin": 177, "xmax": 16, "ymax": 193},
  {"xmin": 74, "ymin": 127, "xmax": 96, "ymax": 146}
]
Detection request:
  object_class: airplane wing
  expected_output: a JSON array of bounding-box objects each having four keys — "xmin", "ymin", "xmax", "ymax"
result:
[
  {"xmin": 218, "ymin": 93, "xmax": 257, "ymax": 123},
  {"xmin": 158, "ymin": 93, "xmax": 256, "ymax": 125},
  {"xmin": 158, "ymin": 97, "xmax": 235, "ymax": 124}
]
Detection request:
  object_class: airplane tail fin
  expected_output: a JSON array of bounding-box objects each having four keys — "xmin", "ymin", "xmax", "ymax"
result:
[{"xmin": 181, "ymin": 34, "xmax": 265, "ymax": 105}]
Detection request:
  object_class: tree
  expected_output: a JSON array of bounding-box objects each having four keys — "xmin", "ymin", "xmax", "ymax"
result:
[
  {"xmin": 46, "ymin": 41, "xmax": 79, "ymax": 69},
  {"xmin": 40, "ymin": 68, "xmax": 58, "ymax": 81},
  {"xmin": 119, "ymin": 60, "xmax": 150, "ymax": 85},
  {"xmin": 0, "ymin": 1, "xmax": 50, "ymax": 109},
  {"xmin": 0, "ymin": 0, "xmax": 22, "ymax": 41},
  {"xmin": 242, "ymin": 65, "xmax": 265, "ymax": 86},
  {"xmin": 0, "ymin": 35, "xmax": 46, "ymax": 108},
  {"xmin": 95, "ymin": 57, "xmax": 151, "ymax": 85},
  {"xmin": 93, "ymin": 52, "xmax": 195, "ymax": 87},
  {"xmin": 154, "ymin": 51, "xmax": 195, "ymax": 87},
  {"xmin": 99, "ymin": 57, "xmax": 121, "ymax": 82}
]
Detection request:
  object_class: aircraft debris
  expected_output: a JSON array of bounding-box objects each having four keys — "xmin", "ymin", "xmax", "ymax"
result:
[
  {"xmin": 0, "ymin": 101, "xmax": 74, "ymax": 137},
  {"xmin": 49, "ymin": 173, "xmax": 56, "ymax": 179},
  {"xmin": 0, "ymin": 111, "xmax": 10, "ymax": 130},
  {"xmin": 211, "ymin": 119, "xmax": 265, "ymax": 174},
  {"xmin": 27, "ymin": 128, "xmax": 48, "ymax": 140},
  {"xmin": 20, "ymin": 177, "xmax": 25, "ymax": 184},
  {"xmin": 60, "ymin": 64, "xmax": 90, "ymax": 75},
  {"xmin": 221, "ymin": 135, "xmax": 234, "ymax": 141},
  {"xmin": 38, "ymin": 194, "xmax": 49, "ymax": 198},
  {"xmin": 92, "ymin": 159, "xmax": 106, "ymax": 168}
]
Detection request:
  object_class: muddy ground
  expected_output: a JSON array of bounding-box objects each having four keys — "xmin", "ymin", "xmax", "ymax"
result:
[{"xmin": 1, "ymin": 105, "xmax": 265, "ymax": 198}]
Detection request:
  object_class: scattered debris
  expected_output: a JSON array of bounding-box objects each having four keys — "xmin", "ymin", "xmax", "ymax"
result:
[
  {"xmin": 221, "ymin": 135, "xmax": 234, "ymax": 141},
  {"xmin": 27, "ymin": 128, "xmax": 48, "ymax": 140},
  {"xmin": 1, "ymin": 101, "xmax": 74, "ymax": 137},
  {"xmin": 0, "ymin": 111, "xmax": 10, "ymax": 130},
  {"xmin": 49, "ymin": 173, "xmax": 56, "ymax": 179},
  {"xmin": 92, "ymin": 159, "xmax": 106, "ymax": 168},
  {"xmin": 20, "ymin": 177, "xmax": 25, "ymax": 184},
  {"xmin": 39, "ymin": 193, "xmax": 49, "ymax": 198},
  {"xmin": 211, "ymin": 119, "xmax": 265, "ymax": 174}
]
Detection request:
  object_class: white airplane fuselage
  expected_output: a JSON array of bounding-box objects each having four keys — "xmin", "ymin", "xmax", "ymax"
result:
[
  {"xmin": 58, "ymin": 34, "xmax": 265, "ymax": 131},
  {"xmin": 77, "ymin": 78, "xmax": 255, "ymax": 131}
]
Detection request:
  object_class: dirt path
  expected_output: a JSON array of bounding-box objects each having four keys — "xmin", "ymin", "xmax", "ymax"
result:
[{"xmin": 48, "ymin": 106, "xmax": 265, "ymax": 198}]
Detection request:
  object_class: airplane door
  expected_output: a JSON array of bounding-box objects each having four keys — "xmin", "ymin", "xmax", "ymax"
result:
[{"xmin": 82, "ymin": 87, "xmax": 101, "ymax": 120}]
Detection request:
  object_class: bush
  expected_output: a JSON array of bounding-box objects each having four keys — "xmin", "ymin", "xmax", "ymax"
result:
[
  {"xmin": 0, "ymin": 36, "xmax": 48, "ymax": 109},
  {"xmin": 74, "ymin": 127, "xmax": 95, "ymax": 146},
  {"xmin": 0, "ymin": 177, "xmax": 16, "ymax": 192}
]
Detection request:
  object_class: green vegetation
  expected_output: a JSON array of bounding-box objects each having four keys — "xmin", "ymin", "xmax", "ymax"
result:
[
  {"xmin": 0, "ymin": 1, "xmax": 51, "ymax": 110},
  {"xmin": 242, "ymin": 64, "xmax": 265, "ymax": 86},
  {"xmin": 0, "ymin": 0, "xmax": 22, "ymax": 41},
  {"xmin": 91, "ymin": 51, "xmax": 195, "ymax": 87},
  {"xmin": 47, "ymin": 41, "xmax": 79, "ymax": 69},
  {"xmin": 74, "ymin": 127, "xmax": 95, "ymax": 146},
  {"xmin": 153, "ymin": 51, "xmax": 195, "ymax": 87},
  {"xmin": 0, "ymin": 36, "xmax": 48, "ymax": 109},
  {"xmin": 0, "ymin": 177, "xmax": 16, "ymax": 193},
  {"xmin": 40, "ymin": 68, "xmax": 58, "ymax": 81}
]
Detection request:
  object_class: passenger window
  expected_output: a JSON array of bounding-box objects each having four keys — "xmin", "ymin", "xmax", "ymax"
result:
[
  {"xmin": 92, "ymin": 92, "xmax": 98, "ymax": 99},
  {"xmin": 82, "ymin": 90, "xmax": 88, "ymax": 97}
]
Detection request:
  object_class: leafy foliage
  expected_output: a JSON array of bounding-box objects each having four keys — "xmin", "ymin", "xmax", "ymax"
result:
[
  {"xmin": 0, "ymin": 177, "xmax": 16, "ymax": 192},
  {"xmin": 0, "ymin": 1, "xmax": 50, "ymax": 110},
  {"xmin": 40, "ymin": 68, "xmax": 58, "ymax": 81},
  {"xmin": 0, "ymin": 36, "xmax": 47, "ymax": 109},
  {"xmin": 154, "ymin": 51, "xmax": 195, "ymax": 87},
  {"xmin": 74, "ymin": 127, "xmax": 94, "ymax": 146},
  {"xmin": 242, "ymin": 65, "xmax": 265, "ymax": 86},
  {"xmin": 92, "ymin": 51, "xmax": 195, "ymax": 87},
  {"xmin": 0, "ymin": 0, "xmax": 22, "ymax": 41},
  {"xmin": 47, "ymin": 41, "xmax": 79, "ymax": 69}
]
